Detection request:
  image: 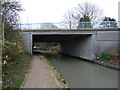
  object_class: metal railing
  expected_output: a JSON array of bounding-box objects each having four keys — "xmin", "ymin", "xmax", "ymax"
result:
[{"xmin": 13, "ymin": 21, "xmax": 120, "ymax": 30}]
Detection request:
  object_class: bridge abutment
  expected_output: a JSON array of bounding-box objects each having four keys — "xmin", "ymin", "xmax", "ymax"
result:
[
  {"xmin": 96, "ymin": 30, "xmax": 118, "ymax": 56},
  {"xmin": 60, "ymin": 35, "xmax": 96, "ymax": 60},
  {"xmin": 21, "ymin": 32, "xmax": 33, "ymax": 54}
]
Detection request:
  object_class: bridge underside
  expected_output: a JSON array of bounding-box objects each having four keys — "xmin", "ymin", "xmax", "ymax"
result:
[
  {"xmin": 33, "ymin": 34, "xmax": 91, "ymax": 42},
  {"xmin": 32, "ymin": 34, "xmax": 96, "ymax": 60}
]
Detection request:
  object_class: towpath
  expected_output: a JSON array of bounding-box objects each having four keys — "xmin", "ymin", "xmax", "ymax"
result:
[{"xmin": 22, "ymin": 55, "xmax": 63, "ymax": 88}]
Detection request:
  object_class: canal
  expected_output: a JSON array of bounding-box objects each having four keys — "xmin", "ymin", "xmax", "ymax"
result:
[{"xmin": 42, "ymin": 52, "xmax": 118, "ymax": 88}]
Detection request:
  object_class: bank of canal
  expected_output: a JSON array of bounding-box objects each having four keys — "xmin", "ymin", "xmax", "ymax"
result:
[{"xmin": 43, "ymin": 52, "xmax": 118, "ymax": 88}]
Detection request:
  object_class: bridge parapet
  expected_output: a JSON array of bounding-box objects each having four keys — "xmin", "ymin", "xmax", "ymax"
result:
[{"xmin": 14, "ymin": 21, "xmax": 119, "ymax": 30}]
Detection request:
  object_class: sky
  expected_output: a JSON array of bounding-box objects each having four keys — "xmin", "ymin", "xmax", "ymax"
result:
[{"xmin": 20, "ymin": 0, "xmax": 119, "ymax": 23}]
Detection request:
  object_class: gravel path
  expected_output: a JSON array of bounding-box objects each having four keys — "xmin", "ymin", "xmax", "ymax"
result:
[{"xmin": 22, "ymin": 55, "xmax": 62, "ymax": 88}]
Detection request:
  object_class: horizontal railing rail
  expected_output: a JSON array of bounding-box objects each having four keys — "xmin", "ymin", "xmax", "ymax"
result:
[{"xmin": 13, "ymin": 21, "xmax": 120, "ymax": 30}]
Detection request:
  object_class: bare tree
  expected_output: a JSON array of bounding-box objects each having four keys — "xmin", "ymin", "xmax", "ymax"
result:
[
  {"xmin": 1, "ymin": 1, "xmax": 23, "ymax": 42},
  {"xmin": 63, "ymin": 2, "xmax": 103, "ymax": 29},
  {"xmin": 2, "ymin": 1, "xmax": 23, "ymax": 28},
  {"xmin": 74, "ymin": 2, "xmax": 103, "ymax": 22},
  {"xmin": 63, "ymin": 10, "xmax": 75, "ymax": 29}
]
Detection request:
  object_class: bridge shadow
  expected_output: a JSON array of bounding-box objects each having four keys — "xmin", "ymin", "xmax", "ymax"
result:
[{"xmin": 33, "ymin": 51, "xmax": 43, "ymax": 55}]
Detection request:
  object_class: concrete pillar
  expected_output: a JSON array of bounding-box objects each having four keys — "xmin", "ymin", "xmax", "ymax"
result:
[{"xmin": 21, "ymin": 32, "xmax": 32, "ymax": 54}]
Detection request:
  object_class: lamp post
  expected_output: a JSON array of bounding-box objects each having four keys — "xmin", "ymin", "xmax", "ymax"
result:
[
  {"xmin": 118, "ymin": 1, "xmax": 120, "ymax": 28},
  {"xmin": 0, "ymin": 1, "xmax": 3, "ymax": 62},
  {"xmin": 0, "ymin": 1, "xmax": 2, "ymax": 89}
]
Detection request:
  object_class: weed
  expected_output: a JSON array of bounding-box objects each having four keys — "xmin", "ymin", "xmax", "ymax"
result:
[{"xmin": 100, "ymin": 52, "xmax": 112, "ymax": 61}]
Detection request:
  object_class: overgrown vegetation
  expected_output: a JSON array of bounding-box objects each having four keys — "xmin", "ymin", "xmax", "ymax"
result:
[
  {"xmin": 1, "ymin": 1, "xmax": 32, "ymax": 89},
  {"xmin": 2, "ymin": 52, "xmax": 32, "ymax": 88},
  {"xmin": 98, "ymin": 51, "xmax": 119, "ymax": 66}
]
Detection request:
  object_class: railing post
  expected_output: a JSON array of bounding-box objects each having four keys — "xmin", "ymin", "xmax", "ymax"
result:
[
  {"xmin": 69, "ymin": 21, "xmax": 71, "ymax": 29},
  {"xmin": 108, "ymin": 21, "xmax": 110, "ymax": 28}
]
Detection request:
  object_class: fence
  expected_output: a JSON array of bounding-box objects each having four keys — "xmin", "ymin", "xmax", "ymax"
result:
[{"xmin": 13, "ymin": 21, "xmax": 119, "ymax": 30}]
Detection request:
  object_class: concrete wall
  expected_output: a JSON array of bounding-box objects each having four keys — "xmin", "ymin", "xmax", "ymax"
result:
[
  {"xmin": 60, "ymin": 30, "xmax": 119, "ymax": 60},
  {"xmin": 96, "ymin": 30, "xmax": 118, "ymax": 56},
  {"xmin": 20, "ymin": 29, "xmax": 119, "ymax": 60},
  {"xmin": 60, "ymin": 35, "xmax": 96, "ymax": 60},
  {"xmin": 21, "ymin": 32, "xmax": 32, "ymax": 54}
]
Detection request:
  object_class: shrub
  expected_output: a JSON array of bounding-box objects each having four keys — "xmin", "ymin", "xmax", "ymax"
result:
[
  {"xmin": 2, "ymin": 52, "xmax": 32, "ymax": 88},
  {"xmin": 100, "ymin": 52, "xmax": 112, "ymax": 61}
]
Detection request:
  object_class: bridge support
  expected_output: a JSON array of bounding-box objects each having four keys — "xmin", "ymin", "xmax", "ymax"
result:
[
  {"xmin": 21, "ymin": 32, "xmax": 33, "ymax": 54},
  {"xmin": 60, "ymin": 35, "xmax": 96, "ymax": 60}
]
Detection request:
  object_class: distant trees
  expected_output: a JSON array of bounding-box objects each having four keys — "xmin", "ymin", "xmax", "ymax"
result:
[
  {"xmin": 77, "ymin": 15, "xmax": 92, "ymax": 29},
  {"xmin": 63, "ymin": 2, "xmax": 103, "ymax": 29},
  {"xmin": 100, "ymin": 17, "xmax": 117, "ymax": 28}
]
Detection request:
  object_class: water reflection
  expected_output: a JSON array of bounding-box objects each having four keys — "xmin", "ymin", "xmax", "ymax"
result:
[{"xmin": 43, "ymin": 52, "xmax": 118, "ymax": 88}]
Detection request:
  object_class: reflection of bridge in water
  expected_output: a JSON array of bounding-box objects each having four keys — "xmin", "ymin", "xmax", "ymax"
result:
[{"xmin": 16, "ymin": 21, "xmax": 119, "ymax": 61}]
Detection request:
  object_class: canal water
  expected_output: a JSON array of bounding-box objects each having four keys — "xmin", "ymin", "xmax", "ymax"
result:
[{"xmin": 43, "ymin": 52, "xmax": 118, "ymax": 88}]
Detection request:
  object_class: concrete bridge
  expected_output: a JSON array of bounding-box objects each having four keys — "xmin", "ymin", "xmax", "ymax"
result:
[{"xmin": 19, "ymin": 28, "xmax": 119, "ymax": 61}]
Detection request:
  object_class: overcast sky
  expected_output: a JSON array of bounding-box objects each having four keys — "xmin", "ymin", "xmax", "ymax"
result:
[{"xmin": 20, "ymin": 0, "xmax": 119, "ymax": 23}]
